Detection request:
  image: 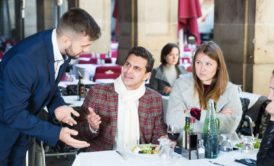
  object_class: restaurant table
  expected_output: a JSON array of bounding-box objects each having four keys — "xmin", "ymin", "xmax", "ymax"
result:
[
  {"xmin": 95, "ymin": 79, "xmax": 115, "ymax": 84},
  {"xmin": 72, "ymin": 150, "xmax": 257, "ymax": 166},
  {"xmin": 63, "ymin": 95, "xmax": 84, "ymax": 107},
  {"xmin": 58, "ymin": 79, "xmax": 96, "ymax": 88}
]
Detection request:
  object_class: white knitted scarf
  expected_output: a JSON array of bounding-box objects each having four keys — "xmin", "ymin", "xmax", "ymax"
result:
[{"xmin": 114, "ymin": 76, "xmax": 145, "ymax": 151}]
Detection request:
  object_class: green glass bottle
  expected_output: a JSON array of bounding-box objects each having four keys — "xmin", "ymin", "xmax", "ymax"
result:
[
  {"xmin": 77, "ymin": 75, "xmax": 85, "ymax": 101},
  {"xmin": 183, "ymin": 116, "xmax": 190, "ymax": 149},
  {"xmin": 202, "ymin": 99, "xmax": 219, "ymax": 158}
]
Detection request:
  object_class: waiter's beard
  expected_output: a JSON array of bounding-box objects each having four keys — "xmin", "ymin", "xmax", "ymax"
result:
[{"xmin": 64, "ymin": 48, "xmax": 79, "ymax": 60}]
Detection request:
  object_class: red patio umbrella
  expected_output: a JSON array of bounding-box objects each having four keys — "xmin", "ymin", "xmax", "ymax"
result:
[{"xmin": 178, "ymin": 0, "xmax": 202, "ymax": 44}]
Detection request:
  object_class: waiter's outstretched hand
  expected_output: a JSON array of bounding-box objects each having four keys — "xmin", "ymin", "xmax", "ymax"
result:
[
  {"xmin": 59, "ymin": 127, "xmax": 90, "ymax": 148},
  {"xmin": 55, "ymin": 105, "xmax": 80, "ymax": 126}
]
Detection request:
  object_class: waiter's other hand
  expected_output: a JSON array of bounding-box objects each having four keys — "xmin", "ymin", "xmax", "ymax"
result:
[
  {"xmin": 55, "ymin": 105, "xmax": 80, "ymax": 126},
  {"xmin": 59, "ymin": 127, "xmax": 90, "ymax": 148}
]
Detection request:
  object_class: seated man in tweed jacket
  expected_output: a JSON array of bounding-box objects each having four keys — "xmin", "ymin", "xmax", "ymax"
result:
[{"xmin": 75, "ymin": 46, "xmax": 166, "ymax": 151}]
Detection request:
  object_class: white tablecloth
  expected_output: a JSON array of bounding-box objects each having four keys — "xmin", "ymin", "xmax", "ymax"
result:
[
  {"xmin": 63, "ymin": 96, "xmax": 84, "ymax": 107},
  {"xmin": 72, "ymin": 150, "xmax": 257, "ymax": 166}
]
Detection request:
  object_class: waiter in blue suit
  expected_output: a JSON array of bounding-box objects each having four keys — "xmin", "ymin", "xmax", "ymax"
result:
[{"xmin": 0, "ymin": 8, "xmax": 101, "ymax": 165}]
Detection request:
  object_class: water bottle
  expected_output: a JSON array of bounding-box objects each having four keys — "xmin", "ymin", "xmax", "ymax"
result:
[
  {"xmin": 198, "ymin": 139, "xmax": 205, "ymax": 159},
  {"xmin": 202, "ymin": 99, "xmax": 219, "ymax": 158}
]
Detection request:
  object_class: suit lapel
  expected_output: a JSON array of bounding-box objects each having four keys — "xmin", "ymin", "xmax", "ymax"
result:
[
  {"xmin": 44, "ymin": 29, "xmax": 55, "ymax": 90},
  {"xmin": 48, "ymin": 62, "xmax": 55, "ymax": 90},
  {"xmin": 46, "ymin": 58, "xmax": 71, "ymax": 103},
  {"xmin": 55, "ymin": 58, "xmax": 71, "ymax": 83}
]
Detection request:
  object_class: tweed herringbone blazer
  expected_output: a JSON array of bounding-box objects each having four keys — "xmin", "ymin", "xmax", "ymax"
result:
[{"xmin": 75, "ymin": 83, "xmax": 166, "ymax": 151}]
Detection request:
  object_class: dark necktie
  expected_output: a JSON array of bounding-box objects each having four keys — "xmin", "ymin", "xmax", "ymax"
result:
[{"xmin": 55, "ymin": 58, "xmax": 71, "ymax": 83}]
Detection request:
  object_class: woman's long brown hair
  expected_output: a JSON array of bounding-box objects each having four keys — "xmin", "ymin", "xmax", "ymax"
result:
[{"xmin": 192, "ymin": 41, "xmax": 229, "ymax": 109}]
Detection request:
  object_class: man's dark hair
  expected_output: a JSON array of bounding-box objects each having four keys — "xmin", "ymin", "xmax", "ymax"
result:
[
  {"xmin": 125, "ymin": 46, "xmax": 154, "ymax": 72},
  {"xmin": 57, "ymin": 8, "xmax": 101, "ymax": 41}
]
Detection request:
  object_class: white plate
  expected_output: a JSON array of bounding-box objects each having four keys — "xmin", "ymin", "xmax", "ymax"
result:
[{"xmin": 127, "ymin": 144, "xmax": 160, "ymax": 158}]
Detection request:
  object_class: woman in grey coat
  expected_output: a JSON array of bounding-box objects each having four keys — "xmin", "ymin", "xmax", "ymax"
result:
[
  {"xmin": 166, "ymin": 41, "xmax": 242, "ymax": 138},
  {"xmin": 148, "ymin": 43, "xmax": 187, "ymax": 95}
]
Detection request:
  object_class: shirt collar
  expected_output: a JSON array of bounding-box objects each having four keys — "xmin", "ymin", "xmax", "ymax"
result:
[{"xmin": 52, "ymin": 29, "xmax": 65, "ymax": 61}]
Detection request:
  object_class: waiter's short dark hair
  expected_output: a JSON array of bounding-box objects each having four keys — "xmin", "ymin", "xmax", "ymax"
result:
[{"xmin": 57, "ymin": 8, "xmax": 101, "ymax": 41}]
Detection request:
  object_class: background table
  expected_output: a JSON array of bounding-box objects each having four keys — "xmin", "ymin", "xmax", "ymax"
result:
[{"xmin": 63, "ymin": 95, "xmax": 84, "ymax": 107}]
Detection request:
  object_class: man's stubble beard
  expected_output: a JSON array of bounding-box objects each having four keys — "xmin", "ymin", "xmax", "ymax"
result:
[{"xmin": 64, "ymin": 48, "xmax": 78, "ymax": 60}]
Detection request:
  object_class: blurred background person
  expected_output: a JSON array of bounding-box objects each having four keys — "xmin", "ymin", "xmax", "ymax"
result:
[
  {"xmin": 148, "ymin": 43, "xmax": 187, "ymax": 96},
  {"xmin": 166, "ymin": 41, "xmax": 242, "ymax": 139},
  {"xmin": 257, "ymin": 69, "xmax": 274, "ymax": 166}
]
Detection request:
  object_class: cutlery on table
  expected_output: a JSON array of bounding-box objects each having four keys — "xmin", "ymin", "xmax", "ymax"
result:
[
  {"xmin": 116, "ymin": 150, "xmax": 127, "ymax": 160},
  {"xmin": 209, "ymin": 160, "xmax": 225, "ymax": 166}
]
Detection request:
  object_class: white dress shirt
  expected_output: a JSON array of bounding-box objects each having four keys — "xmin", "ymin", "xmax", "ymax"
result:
[{"xmin": 52, "ymin": 29, "xmax": 65, "ymax": 79}]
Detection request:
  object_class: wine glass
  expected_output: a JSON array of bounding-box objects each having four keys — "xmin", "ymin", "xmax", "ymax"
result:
[
  {"xmin": 167, "ymin": 125, "xmax": 180, "ymax": 142},
  {"xmin": 220, "ymin": 134, "xmax": 233, "ymax": 152},
  {"xmin": 241, "ymin": 136, "xmax": 254, "ymax": 159}
]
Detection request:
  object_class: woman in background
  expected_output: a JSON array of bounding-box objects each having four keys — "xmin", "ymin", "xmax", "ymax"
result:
[
  {"xmin": 166, "ymin": 41, "xmax": 242, "ymax": 137},
  {"xmin": 148, "ymin": 43, "xmax": 187, "ymax": 95}
]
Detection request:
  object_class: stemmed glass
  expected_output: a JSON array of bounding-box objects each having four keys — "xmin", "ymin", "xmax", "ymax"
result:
[{"xmin": 167, "ymin": 125, "xmax": 180, "ymax": 142}]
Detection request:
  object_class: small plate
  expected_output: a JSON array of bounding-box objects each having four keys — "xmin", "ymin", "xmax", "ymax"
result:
[{"xmin": 128, "ymin": 144, "xmax": 159, "ymax": 157}]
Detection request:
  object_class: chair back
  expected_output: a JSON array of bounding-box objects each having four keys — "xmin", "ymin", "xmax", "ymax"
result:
[
  {"xmin": 111, "ymin": 50, "xmax": 118, "ymax": 58},
  {"xmin": 104, "ymin": 58, "xmax": 112, "ymax": 64},
  {"xmin": 186, "ymin": 66, "xmax": 192, "ymax": 72},
  {"xmin": 181, "ymin": 57, "xmax": 191, "ymax": 64},
  {"xmin": 79, "ymin": 58, "xmax": 98, "ymax": 64},
  {"xmin": 237, "ymin": 96, "xmax": 270, "ymax": 138},
  {"xmin": 93, "ymin": 65, "xmax": 122, "ymax": 81},
  {"xmin": 79, "ymin": 54, "xmax": 92, "ymax": 58}
]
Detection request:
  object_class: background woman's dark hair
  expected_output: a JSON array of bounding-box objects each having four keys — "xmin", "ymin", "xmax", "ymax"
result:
[
  {"xmin": 160, "ymin": 43, "xmax": 180, "ymax": 65},
  {"xmin": 125, "ymin": 46, "xmax": 155, "ymax": 72}
]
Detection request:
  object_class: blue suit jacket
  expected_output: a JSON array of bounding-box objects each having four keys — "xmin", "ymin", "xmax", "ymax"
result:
[{"xmin": 0, "ymin": 30, "xmax": 66, "ymax": 151}]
